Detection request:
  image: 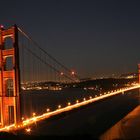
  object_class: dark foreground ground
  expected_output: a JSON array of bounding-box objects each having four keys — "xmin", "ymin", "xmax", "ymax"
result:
[{"xmin": 0, "ymin": 133, "xmax": 101, "ymax": 140}]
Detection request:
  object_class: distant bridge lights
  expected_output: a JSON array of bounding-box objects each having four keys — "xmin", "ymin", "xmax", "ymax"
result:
[
  {"xmin": 21, "ymin": 117, "xmax": 24, "ymax": 121},
  {"xmin": 32, "ymin": 112, "xmax": 36, "ymax": 117},
  {"xmin": 0, "ymin": 25, "xmax": 4, "ymax": 29},
  {"xmin": 68, "ymin": 102, "xmax": 71, "ymax": 106},
  {"xmin": 71, "ymin": 71, "xmax": 75, "ymax": 75},
  {"xmin": 60, "ymin": 72, "xmax": 64, "ymax": 76},
  {"xmin": 0, "ymin": 84, "xmax": 140, "ymax": 132},
  {"xmin": 89, "ymin": 96, "xmax": 92, "ymax": 99},
  {"xmin": 25, "ymin": 128, "xmax": 31, "ymax": 133},
  {"xmin": 76, "ymin": 100, "xmax": 79, "ymax": 103},
  {"xmin": 46, "ymin": 108, "xmax": 50, "ymax": 112},
  {"xmin": 58, "ymin": 105, "xmax": 61, "ymax": 109}
]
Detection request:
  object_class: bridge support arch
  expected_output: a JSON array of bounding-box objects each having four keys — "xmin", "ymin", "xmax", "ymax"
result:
[{"xmin": 0, "ymin": 25, "xmax": 21, "ymax": 127}]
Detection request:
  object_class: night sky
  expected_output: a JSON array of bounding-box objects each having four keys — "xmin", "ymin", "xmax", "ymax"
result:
[{"xmin": 1, "ymin": 0, "xmax": 140, "ymax": 78}]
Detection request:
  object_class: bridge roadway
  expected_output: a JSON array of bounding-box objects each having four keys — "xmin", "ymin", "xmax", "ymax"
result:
[{"xmin": 0, "ymin": 84, "xmax": 140, "ymax": 132}]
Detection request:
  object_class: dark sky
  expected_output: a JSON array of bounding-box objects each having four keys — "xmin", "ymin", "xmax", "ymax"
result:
[{"xmin": 1, "ymin": 0, "xmax": 140, "ymax": 78}]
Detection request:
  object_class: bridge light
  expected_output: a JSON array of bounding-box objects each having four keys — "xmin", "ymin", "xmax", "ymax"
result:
[
  {"xmin": 25, "ymin": 128, "xmax": 31, "ymax": 133},
  {"xmin": 0, "ymin": 25, "xmax": 4, "ymax": 29},
  {"xmin": 19, "ymin": 124, "xmax": 23, "ymax": 127},
  {"xmin": 89, "ymin": 96, "xmax": 92, "ymax": 99},
  {"xmin": 76, "ymin": 100, "xmax": 79, "ymax": 103},
  {"xmin": 71, "ymin": 71, "xmax": 75, "ymax": 75},
  {"xmin": 6, "ymin": 126, "xmax": 10, "ymax": 130},
  {"xmin": 60, "ymin": 72, "xmax": 64, "ymax": 76},
  {"xmin": 21, "ymin": 117, "xmax": 24, "ymax": 120},
  {"xmin": 25, "ymin": 119, "xmax": 30, "ymax": 125},
  {"xmin": 46, "ymin": 108, "xmax": 50, "ymax": 112},
  {"xmin": 68, "ymin": 102, "xmax": 71, "ymax": 106},
  {"xmin": 32, "ymin": 112, "xmax": 36, "ymax": 116},
  {"xmin": 33, "ymin": 117, "xmax": 37, "ymax": 122},
  {"xmin": 83, "ymin": 98, "xmax": 86, "ymax": 101},
  {"xmin": 58, "ymin": 105, "xmax": 61, "ymax": 109}
]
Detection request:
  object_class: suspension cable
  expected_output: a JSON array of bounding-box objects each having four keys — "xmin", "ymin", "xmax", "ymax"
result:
[
  {"xmin": 18, "ymin": 27, "xmax": 80, "ymax": 80},
  {"xmin": 21, "ymin": 44, "xmax": 76, "ymax": 82}
]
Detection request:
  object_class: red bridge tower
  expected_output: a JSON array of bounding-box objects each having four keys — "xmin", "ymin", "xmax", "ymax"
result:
[
  {"xmin": 138, "ymin": 64, "xmax": 140, "ymax": 84},
  {"xmin": 0, "ymin": 25, "xmax": 21, "ymax": 126}
]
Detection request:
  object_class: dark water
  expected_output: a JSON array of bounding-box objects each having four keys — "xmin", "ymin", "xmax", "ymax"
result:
[
  {"xmin": 20, "ymin": 88, "xmax": 140, "ymax": 138},
  {"xmin": 20, "ymin": 88, "xmax": 97, "ymax": 117}
]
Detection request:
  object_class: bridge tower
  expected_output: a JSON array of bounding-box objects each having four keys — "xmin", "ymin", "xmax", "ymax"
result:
[
  {"xmin": 0, "ymin": 25, "xmax": 21, "ymax": 127},
  {"xmin": 138, "ymin": 64, "xmax": 140, "ymax": 84}
]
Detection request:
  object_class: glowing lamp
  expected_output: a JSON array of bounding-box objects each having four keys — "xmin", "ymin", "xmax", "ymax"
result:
[
  {"xmin": 21, "ymin": 117, "xmax": 24, "ymax": 120},
  {"xmin": 58, "ymin": 105, "xmax": 61, "ymax": 109},
  {"xmin": 60, "ymin": 72, "xmax": 64, "ymax": 76},
  {"xmin": 32, "ymin": 112, "xmax": 36, "ymax": 116},
  {"xmin": 71, "ymin": 71, "xmax": 75, "ymax": 75},
  {"xmin": 0, "ymin": 25, "xmax": 4, "ymax": 28},
  {"xmin": 68, "ymin": 102, "xmax": 71, "ymax": 106},
  {"xmin": 25, "ymin": 128, "xmax": 31, "ymax": 133}
]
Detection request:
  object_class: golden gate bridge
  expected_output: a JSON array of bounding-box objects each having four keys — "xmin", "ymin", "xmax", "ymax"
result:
[{"xmin": 0, "ymin": 25, "xmax": 140, "ymax": 133}]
